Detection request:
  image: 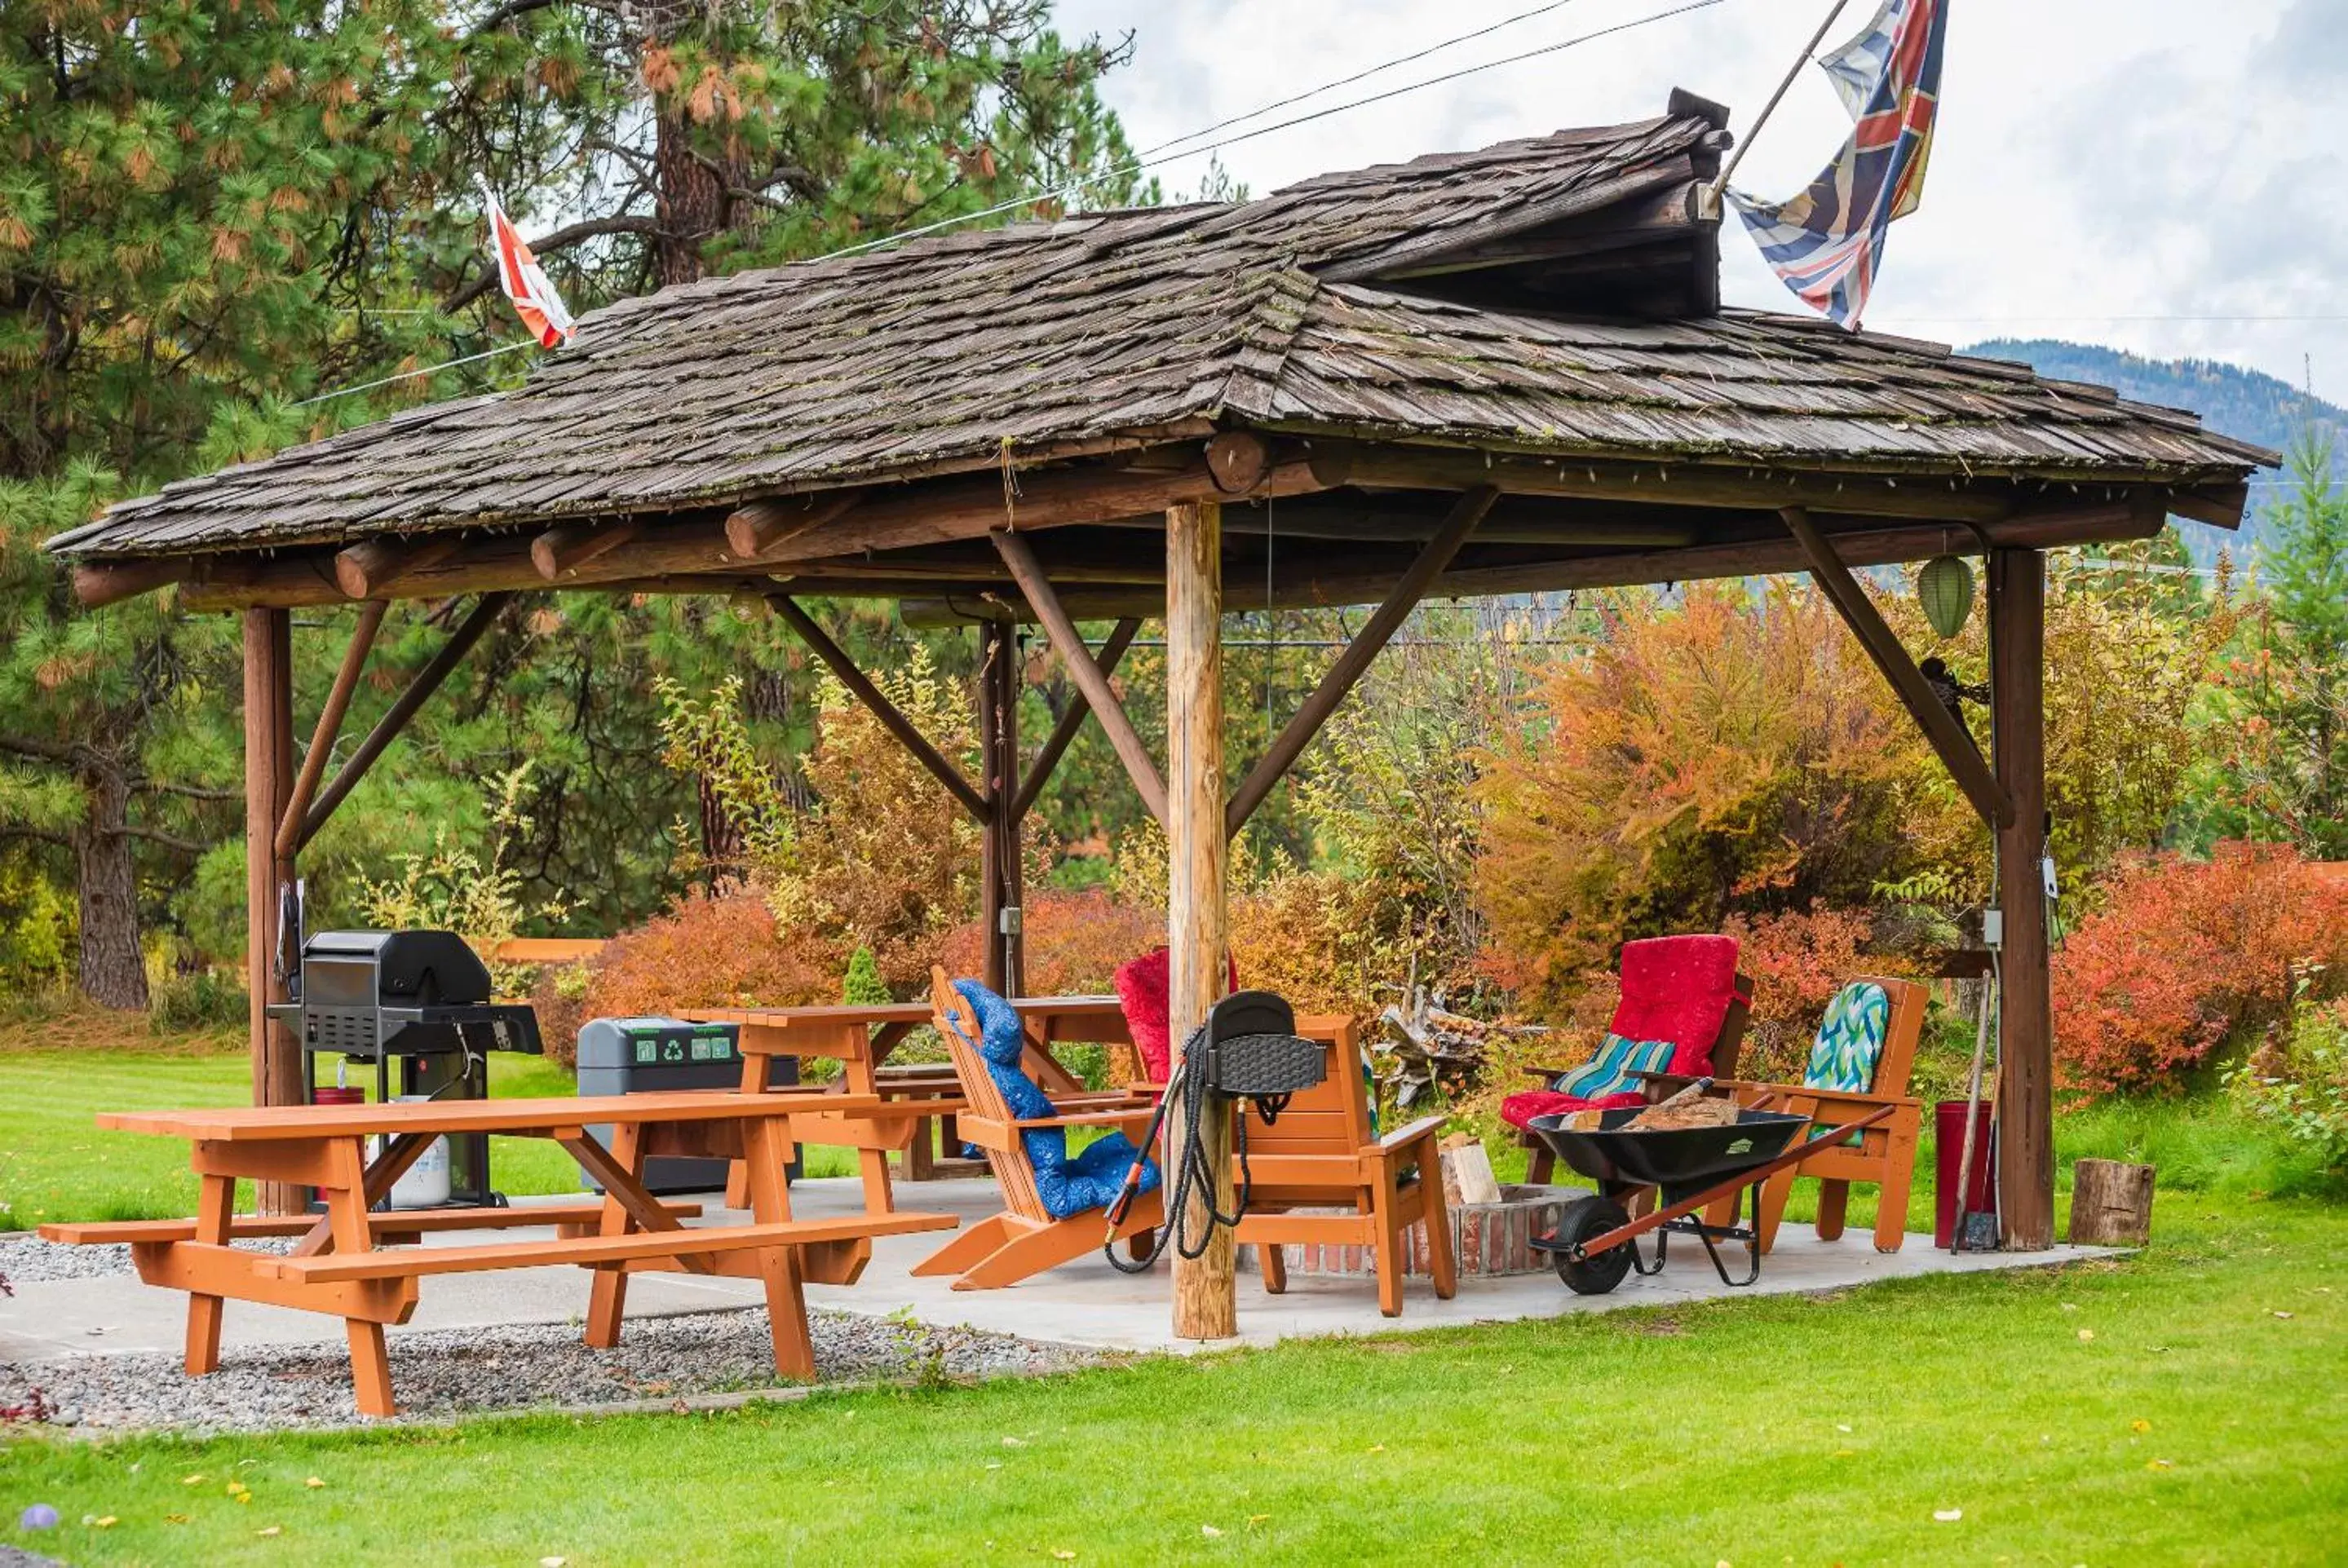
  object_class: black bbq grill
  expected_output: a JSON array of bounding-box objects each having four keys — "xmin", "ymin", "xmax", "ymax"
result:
[{"xmin": 267, "ymin": 930, "xmax": 544, "ymax": 1208}]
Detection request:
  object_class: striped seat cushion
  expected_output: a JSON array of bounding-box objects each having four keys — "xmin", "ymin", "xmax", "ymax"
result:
[
  {"xmin": 1550, "ymin": 1032, "xmax": 1678, "ymax": 1102},
  {"xmin": 1803, "ymin": 983, "xmax": 1891, "ymax": 1094}
]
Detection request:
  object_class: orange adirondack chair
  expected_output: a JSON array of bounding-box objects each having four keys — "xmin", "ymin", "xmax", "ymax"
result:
[
  {"xmin": 911, "ymin": 969, "xmax": 1164, "ymax": 1290},
  {"xmin": 1719, "ymin": 976, "xmax": 1930, "ymax": 1255},
  {"xmin": 1235, "ymin": 1018, "xmax": 1457, "ymax": 1318}
]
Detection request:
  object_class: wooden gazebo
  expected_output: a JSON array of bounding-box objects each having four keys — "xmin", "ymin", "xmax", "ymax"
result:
[{"xmin": 51, "ymin": 90, "xmax": 2267, "ymax": 1336}]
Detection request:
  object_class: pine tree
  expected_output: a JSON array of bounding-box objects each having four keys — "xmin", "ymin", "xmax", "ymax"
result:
[
  {"xmin": 430, "ymin": 0, "xmax": 1144, "ymax": 309},
  {"xmin": 0, "ymin": 0, "xmax": 458, "ymax": 1005},
  {"xmin": 2218, "ymin": 429, "xmax": 2348, "ymax": 857},
  {"xmin": 0, "ymin": 1, "xmax": 1143, "ymax": 1005}
]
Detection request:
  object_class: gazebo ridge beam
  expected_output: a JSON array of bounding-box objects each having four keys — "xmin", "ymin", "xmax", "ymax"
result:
[
  {"xmin": 336, "ymin": 537, "xmax": 460, "ymax": 598},
  {"xmin": 1309, "ymin": 444, "xmax": 2022, "ymax": 523},
  {"xmin": 904, "ymin": 493, "xmax": 2163, "ymax": 626},
  {"xmin": 1225, "ymin": 485, "xmax": 1499, "ymax": 838},
  {"xmin": 1781, "ymin": 504, "xmax": 2014, "ymax": 830}
]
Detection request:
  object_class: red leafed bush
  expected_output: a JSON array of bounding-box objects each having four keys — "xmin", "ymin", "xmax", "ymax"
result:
[
  {"xmin": 935, "ymin": 889, "xmax": 1163, "ymax": 997},
  {"xmin": 2053, "ymin": 842, "xmax": 2348, "ymax": 1095},
  {"xmin": 535, "ymin": 890, "xmax": 846, "ymax": 1067},
  {"xmin": 1720, "ymin": 906, "xmax": 1916, "ymax": 1081}
]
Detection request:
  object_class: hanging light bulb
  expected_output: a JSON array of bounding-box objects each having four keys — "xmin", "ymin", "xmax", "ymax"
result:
[{"xmin": 1917, "ymin": 554, "xmax": 1974, "ymax": 639}]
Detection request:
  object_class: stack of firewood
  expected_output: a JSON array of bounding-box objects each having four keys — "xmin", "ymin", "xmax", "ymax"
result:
[{"xmin": 1376, "ymin": 987, "xmax": 1550, "ymax": 1107}]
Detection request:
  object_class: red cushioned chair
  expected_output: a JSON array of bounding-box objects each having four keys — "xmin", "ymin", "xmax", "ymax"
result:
[
  {"xmin": 1502, "ymin": 934, "xmax": 1754, "ymax": 1185},
  {"xmin": 1112, "ymin": 946, "xmax": 1240, "ymax": 1089}
]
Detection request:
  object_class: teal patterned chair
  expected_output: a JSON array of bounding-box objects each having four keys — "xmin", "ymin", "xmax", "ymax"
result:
[{"xmin": 1721, "ymin": 977, "xmax": 1927, "ymax": 1255}]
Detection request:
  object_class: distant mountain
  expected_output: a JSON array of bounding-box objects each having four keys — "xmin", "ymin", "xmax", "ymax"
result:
[{"xmin": 1963, "ymin": 338, "xmax": 2344, "ymax": 563}]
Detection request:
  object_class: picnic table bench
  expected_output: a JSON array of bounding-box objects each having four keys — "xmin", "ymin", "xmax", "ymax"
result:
[
  {"xmin": 41, "ymin": 1089, "xmax": 955, "ymax": 1416},
  {"xmin": 684, "ymin": 994, "xmax": 1137, "ymax": 1189}
]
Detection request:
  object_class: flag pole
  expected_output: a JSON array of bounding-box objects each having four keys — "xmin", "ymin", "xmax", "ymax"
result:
[{"xmin": 1700, "ymin": 0, "xmax": 1854, "ymax": 217}]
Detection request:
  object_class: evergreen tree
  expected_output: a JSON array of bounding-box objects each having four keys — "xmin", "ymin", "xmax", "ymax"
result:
[
  {"xmin": 0, "ymin": 0, "xmax": 458, "ymax": 1005},
  {"xmin": 2217, "ymin": 430, "xmax": 2348, "ymax": 856},
  {"xmin": 0, "ymin": 0, "xmax": 1142, "ymax": 1005}
]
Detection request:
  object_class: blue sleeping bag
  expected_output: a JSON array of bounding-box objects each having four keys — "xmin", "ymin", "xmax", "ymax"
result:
[{"xmin": 951, "ymin": 978, "xmax": 1160, "ymax": 1220}]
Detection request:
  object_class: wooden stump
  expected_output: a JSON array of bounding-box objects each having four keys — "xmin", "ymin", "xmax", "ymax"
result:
[{"xmin": 2069, "ymin": 1158, "xmax": 2154, "ymax": 1246}]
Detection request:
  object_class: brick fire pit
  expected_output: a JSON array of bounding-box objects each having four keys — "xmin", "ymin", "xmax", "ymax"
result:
[{"xmin": 1242, "ymin": 1184, "xmax": 1580, "ymax": 1280}]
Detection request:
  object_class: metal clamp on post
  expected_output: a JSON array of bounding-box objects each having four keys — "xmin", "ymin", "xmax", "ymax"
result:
[{"xmin": 1103, "ymin": 990, "xmax": 1326, "ymax": 1271}]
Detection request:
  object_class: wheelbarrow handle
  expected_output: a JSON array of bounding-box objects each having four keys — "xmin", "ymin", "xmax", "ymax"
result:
[{"xmin": 1569, "ymin": 1102, "xmax": 1900, "ymax": 1262}]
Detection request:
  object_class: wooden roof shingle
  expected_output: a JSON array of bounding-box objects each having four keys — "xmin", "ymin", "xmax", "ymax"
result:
[{"xmin": 53, "ymin": 101, "xmax": 2268, "ymax": 562}]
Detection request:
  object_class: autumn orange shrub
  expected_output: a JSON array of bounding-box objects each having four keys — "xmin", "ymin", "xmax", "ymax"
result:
[
  {"xmin": 1475, "ymin": 583, "xmax": 1973, "ymax": 1016},
  {"xmin": 1720, "ymin": 905, "xmax": 1921, "ymax": 1081},
  {"xmin": 935, "ymin": 889, "xmax": 1162, "ymax": 997},
  {"xmin": 534, "ymin": 890, "xmax": 845, "ymax": 1067},
  {"xmin": 2052, "ymin": 843, "xmax": 2348, "ymax": 1095}
]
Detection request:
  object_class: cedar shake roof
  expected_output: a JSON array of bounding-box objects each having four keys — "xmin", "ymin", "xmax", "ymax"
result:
[{"xmin": 52, "ymin": 95, "xmax": 2270, "ymax": 565}]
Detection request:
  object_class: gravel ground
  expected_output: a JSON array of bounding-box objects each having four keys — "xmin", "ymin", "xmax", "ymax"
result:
[
  {"xmin": 0, "ymin": 1235, "xmax": 295, "ymax": 1285},
  {"xmin": 0, "ymin": 1307, "xmax": 1097, "ymax": 1434}
]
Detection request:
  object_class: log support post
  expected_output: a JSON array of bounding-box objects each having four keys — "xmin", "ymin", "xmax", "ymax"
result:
[
  {"xmin": 1989, "ymin": 547, "xmax": 2054, "ymax": 1250},
  {"xmin": 1165, "ymin": 500, "xmax": 1236, "ymax": 1340},
  {"xmin": 242, "ymin": 607, "xmax": 300, "ymax": 1212}
]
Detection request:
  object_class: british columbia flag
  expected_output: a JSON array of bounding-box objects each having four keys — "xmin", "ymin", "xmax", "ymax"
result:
[{"xmin": 1727, "ymin": 0, "xmax": 1947, "ymax": 328}]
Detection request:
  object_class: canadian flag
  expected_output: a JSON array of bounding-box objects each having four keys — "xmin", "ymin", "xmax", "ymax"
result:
[{"xmin": 480, "ymin": 182, "xmax": 574, "ymax": 348}]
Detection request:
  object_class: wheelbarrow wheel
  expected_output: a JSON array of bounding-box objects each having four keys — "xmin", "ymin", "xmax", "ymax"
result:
[{"xmin": 1551, "ymin": 1195, "xmax": 1634, "ymax": 1295}]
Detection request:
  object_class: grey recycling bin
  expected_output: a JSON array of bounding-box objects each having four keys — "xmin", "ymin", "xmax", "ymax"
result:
[{"xmin": 575, "ymin": 1017, "xmax": 800, "ymax": 1195}]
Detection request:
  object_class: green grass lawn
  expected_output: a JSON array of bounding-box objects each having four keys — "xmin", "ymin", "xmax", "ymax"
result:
[{"xmin": 5, "ymin": 1032, "xmax": 2346, "ymax": 1563}]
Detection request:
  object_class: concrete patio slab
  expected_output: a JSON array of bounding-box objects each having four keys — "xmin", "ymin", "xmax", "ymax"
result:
[{"xmin": 1, "ymin": 1177, "xmax": 2117, "ymax": 1368}]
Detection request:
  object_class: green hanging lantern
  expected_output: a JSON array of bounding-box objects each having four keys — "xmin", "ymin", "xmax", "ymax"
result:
[{"xmin": 1917, "ymin": 554, "xmax": 1975, "ymax": 639}]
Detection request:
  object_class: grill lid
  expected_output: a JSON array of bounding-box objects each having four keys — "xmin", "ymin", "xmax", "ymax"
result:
[{"xmin": 301, "ymin": 930, "xmax": 493, "ymax": 1006}]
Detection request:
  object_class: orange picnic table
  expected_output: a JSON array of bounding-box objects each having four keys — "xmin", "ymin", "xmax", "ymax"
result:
[
  {"xmin": 683, "ymin": 995, "xmax": 1138, "ymax": 1186},
  {"xmin": 42, "ymin": 1089, "xmax": 954, "ymax": 1416}
]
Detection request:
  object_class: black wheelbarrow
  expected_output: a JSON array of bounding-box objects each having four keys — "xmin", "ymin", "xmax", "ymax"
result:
[{"xmin": 1525, "ymin": 1098, "xmax": 1896, "ymax": 1294}]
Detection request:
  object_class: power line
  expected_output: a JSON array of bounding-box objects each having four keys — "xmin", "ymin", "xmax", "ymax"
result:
[
  {"xmin": 294, "ymin": 0, "xmax": 1728, "ymax": 408},
  {"xmin": 815, "ymin": 0, "xmax": 1727, "ymax": 267},
  {"xmin": 1135, "ymin": 0, "xmax": 1598, "ymax": 162},
  {"xmin": 291, "ymin": 342, "xmax": 532, "ymax": 408}
]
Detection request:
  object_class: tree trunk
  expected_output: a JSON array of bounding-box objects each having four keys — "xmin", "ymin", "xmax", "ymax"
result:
[
  {"xmin": 73, "ymin": 766, "xmax": 148, "ymax": 1010},
  {"xmin": 697, "ymin": 772, "xmax": 744, "ymax": 885},
  {"xmin": 653, "ymin": 107, "xmax": 726, "ymax": 286},
  {"xmin": 2069, "ymin": 1159, "xmax": 2155, "ymax": 1246}
]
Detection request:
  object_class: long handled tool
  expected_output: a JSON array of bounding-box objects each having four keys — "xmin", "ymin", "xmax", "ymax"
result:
[{"xmin": 1952, "ymin": 950, "xmax": 1999, "ymax": 1252}]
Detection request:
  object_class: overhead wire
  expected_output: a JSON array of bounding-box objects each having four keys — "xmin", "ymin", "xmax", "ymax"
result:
[{"xmin": 294, "ymin": 0, "xmax": 1729, "ymax": 407}]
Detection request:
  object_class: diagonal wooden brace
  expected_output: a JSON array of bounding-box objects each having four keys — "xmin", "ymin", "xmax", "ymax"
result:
[
  {"xmin": 276, "ymin": 599, "xmax": 387, "ymax": 858},
  {"xmin": 767, "ymin": 594, "xmax": 991, "ymax": 822},
  {"xmin": 298, "ymin": 592, "xmax": 513, "ymax": 850},
  {"xmin": 1010, "ymin": 616, "xmax": 1142, "ymax": 821},
  {"xmin": 1224, "ymin": 485, "xmax": 1499, "ymax": 837},
  {"xmin": 1783, "ymin": 505, "xmax": 2014, "ymax": 830},
  {"xmin": 991, "ymin": 532, "xmax": 1169, "ymax": 824}
]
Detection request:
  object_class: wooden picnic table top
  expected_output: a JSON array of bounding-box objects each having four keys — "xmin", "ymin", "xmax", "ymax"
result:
[
  {"xmin": 683, "ymin": 994, "xmax": 1125, "ymax": 1031},
  {"xmin": 96, "ymin": 1088, "xmax": 887, "ymax": 1142}
]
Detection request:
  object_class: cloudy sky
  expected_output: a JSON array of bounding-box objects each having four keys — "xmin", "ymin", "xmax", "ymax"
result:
[{"xmin": 1053, "ymin": 0, "xmax": 2346, "ymax": 400}]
